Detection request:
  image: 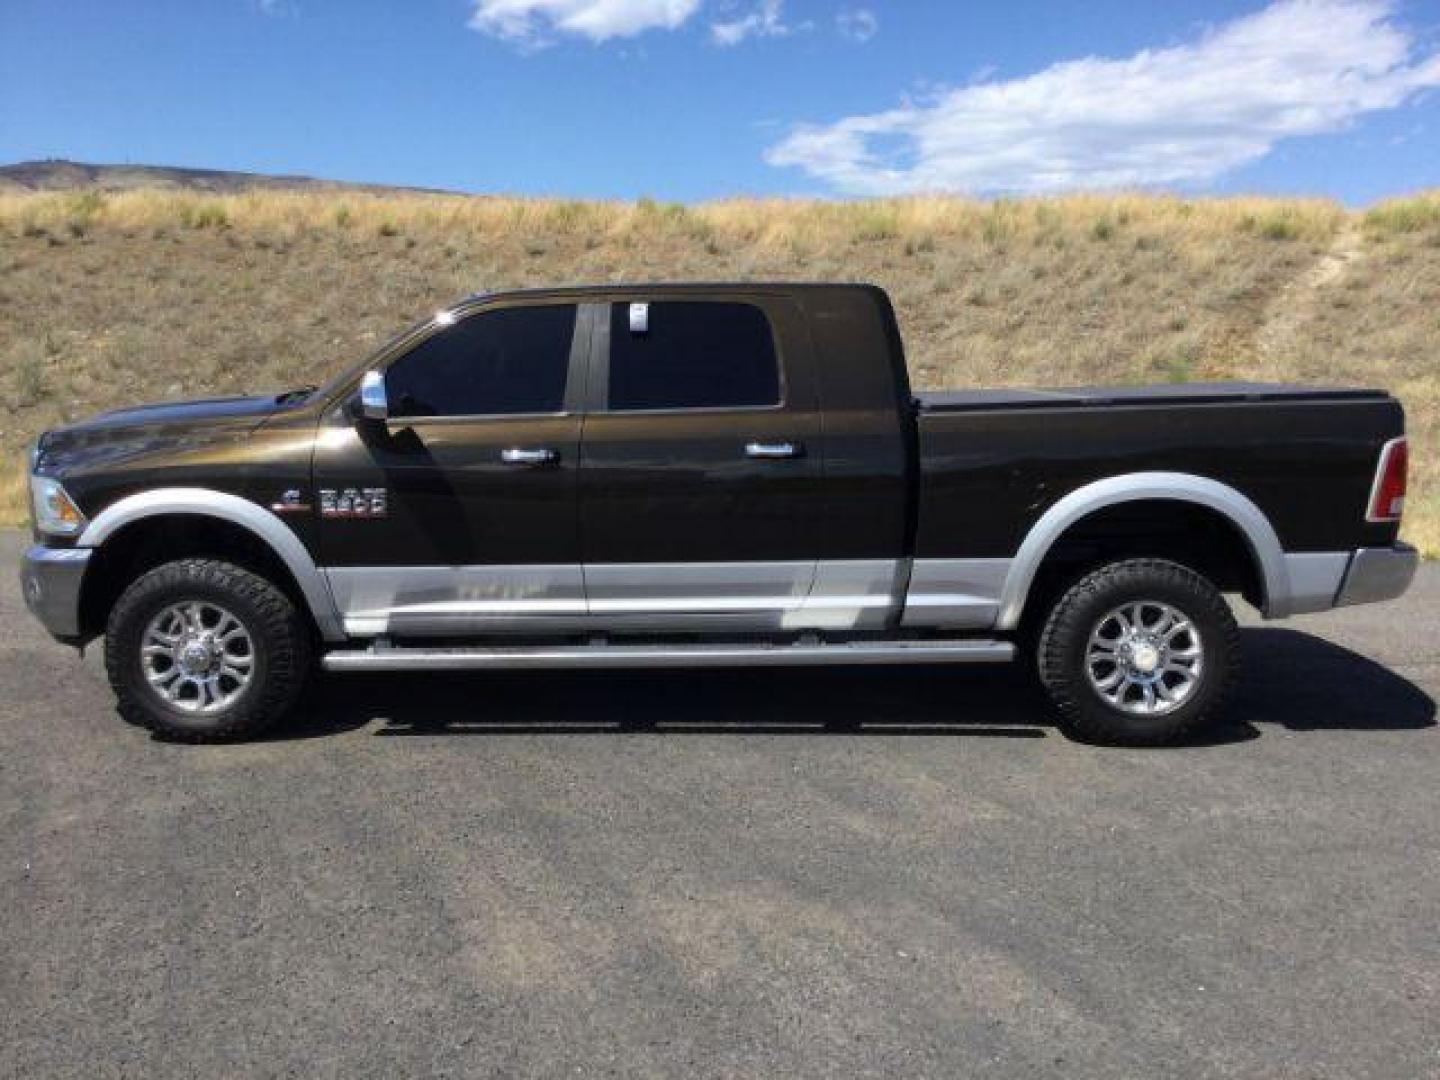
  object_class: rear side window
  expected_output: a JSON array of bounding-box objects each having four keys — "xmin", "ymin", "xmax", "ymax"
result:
[
  {"xmin": 608, "ymin": 301, "xmax": 780, "ymax": 411},
  {"xmin": 386, "ymin": 305, "xmax": 575, "ymax": 418}
]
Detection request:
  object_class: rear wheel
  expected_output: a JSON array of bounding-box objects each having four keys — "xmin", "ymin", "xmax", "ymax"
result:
[
  {"xmin": 1037, "ymin": 558, "xmax": 1240, "ymax": 745},
  {"xmin": 104, "ymin": 559, "xmax": 312, "ymax": 742}
]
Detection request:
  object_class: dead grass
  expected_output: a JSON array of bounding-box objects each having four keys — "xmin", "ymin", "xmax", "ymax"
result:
[{"xmin": 0, "ymin": 188, "xmax": 1434, "ymax": 552}]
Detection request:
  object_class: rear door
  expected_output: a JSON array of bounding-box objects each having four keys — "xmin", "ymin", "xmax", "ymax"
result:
[{"xmin": 577, "ymin": 293, "xmax": 826, "ymax": 631}]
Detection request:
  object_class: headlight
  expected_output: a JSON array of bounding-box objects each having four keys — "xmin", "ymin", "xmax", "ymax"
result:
[{"xmin": 30, "ymin": 476, "xmax": 87, "ymax": 537}]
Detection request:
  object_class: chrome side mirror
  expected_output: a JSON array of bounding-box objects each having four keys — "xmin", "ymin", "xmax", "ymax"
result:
[{"xmin": 359, "ymin": 370, "xmax": 388, "ymax": 421}]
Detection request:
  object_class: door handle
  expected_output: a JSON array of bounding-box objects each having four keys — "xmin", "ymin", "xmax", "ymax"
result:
[
  {"xmin": 745, "ymin": 441, "xmax": 803, "ymax": 460},
  {"xmin": 501, "ymin": 447, "xmax": 560, "ymax": 466}
]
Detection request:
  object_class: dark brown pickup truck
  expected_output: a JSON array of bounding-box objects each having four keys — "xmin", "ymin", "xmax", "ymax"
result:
[{"xmin": 22, "ymin": 284, "xmax": 1416, "ymax": 744}]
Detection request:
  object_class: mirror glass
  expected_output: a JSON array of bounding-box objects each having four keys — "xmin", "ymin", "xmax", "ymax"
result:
[{"xmin": 359, "ymin": 370, "xmax": 388, "ymax": 420}]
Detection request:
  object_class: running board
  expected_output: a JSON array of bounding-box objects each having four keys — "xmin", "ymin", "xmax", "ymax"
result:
[{"xmin": 321, "ymin": 639, "xmax": 1015, "ymax": 672}]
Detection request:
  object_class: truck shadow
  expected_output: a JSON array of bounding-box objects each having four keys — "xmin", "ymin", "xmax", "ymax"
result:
[{"xmin": 279, "ymin": 627, "xmax": 1435, "ymax": 746}]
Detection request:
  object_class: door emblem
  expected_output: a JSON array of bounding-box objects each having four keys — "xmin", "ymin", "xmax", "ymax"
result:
[
  {"xmin": 270, "ymin": 489, "xmax": 312, "ymax": 514},
  {"xmin": 319, "ymin": 488, "xmax": 388, "ymax": 518}
]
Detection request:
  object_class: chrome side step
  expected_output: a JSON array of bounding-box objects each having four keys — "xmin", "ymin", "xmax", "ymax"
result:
[{"xmin": 321, "ymin": 639, "xmax": 1015, "ymax": 672}]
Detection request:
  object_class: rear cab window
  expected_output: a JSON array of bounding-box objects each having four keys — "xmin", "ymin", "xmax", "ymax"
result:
[{"xmin": 607, "ymin": 301, "xmax": 781, "ymax": 411}]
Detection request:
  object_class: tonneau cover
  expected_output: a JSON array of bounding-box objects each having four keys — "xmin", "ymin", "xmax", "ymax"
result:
[{"xmin": 917, "ymin": 381, "xmax": 1388, "ymax": 413}]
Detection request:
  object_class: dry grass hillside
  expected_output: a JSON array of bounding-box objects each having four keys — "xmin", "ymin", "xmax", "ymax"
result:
[{"xmin": 1, "ymin": 188, "xmax": 1436, "ymax": 553}]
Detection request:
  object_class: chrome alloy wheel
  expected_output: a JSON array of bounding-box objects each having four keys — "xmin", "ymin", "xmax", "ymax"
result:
[
  {"xmin": 1085, "ymin": 600, "xmax": 1203, "ymax": 716},
  {"xmin": 140, "ymin": 602, "xmax": 256, "ymax": 713}
]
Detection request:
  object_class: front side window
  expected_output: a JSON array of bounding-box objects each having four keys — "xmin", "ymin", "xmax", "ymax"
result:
[
  {"xmin": 385, "ymin": 305, "xmax": 575, "ymax": 418},
  {"xmin": 608, "ymin": 301, "xmax": 780, "ymax": 411}
]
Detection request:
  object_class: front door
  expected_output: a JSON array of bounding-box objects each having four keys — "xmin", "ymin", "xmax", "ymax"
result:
[
  {"xmin": 314, "ymin": 300, "xmax": 589, "ymax": 637},
  {"xmin": 578, "ymin": 295, "xmax": 826, "ymax": 631}
]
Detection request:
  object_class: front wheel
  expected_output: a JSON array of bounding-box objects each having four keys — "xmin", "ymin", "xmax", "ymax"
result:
[
  {"xmin": 1037, "ymin": 558, "xmax": 1240, "ymax": 746},
  {"xmin": 104, "ymin": 559, "xmax": 312, "ymax": 742}
]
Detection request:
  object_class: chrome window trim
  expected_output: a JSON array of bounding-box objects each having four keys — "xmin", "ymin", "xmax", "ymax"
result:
[
  {"xmin": 382, "ymin": 410, "xmax": 576, "ymax": 426},
  {"xmin": 76, "ymin": 488, "xmax": 346, "ymax": 641},
  {"xmin": 589, "ymin": 403, "xmax": 790, "ymax": 418}
]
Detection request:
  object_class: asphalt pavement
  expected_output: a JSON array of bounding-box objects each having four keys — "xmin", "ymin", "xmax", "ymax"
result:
[{"xmin": 2, "ymin": 529, "xmax": 1437, "ymax": 1078}]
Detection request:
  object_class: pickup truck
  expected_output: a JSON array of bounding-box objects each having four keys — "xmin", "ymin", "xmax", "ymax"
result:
[{"xmin": 21, "ymin": 284, "xmax": 1417, "ymax": 745}]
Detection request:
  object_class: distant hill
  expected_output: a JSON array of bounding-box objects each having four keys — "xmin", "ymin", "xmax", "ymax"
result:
[{"xmin": 0, "ymin": 159, "xmax": 458, "ymax": 197}]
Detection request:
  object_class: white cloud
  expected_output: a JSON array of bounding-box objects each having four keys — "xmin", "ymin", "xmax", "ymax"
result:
[
  {"xmin": 711, "ymin": 0, "xmax": 790, "ymax": 47},
  {"xmin": 767, "ymin": 0, "xmax": 1440, "ymax": 195},
  {"xmin": 469, "ymin": 0, "xmax": 701, "ymax": 46},
  {"xmin": 836, "ymin": 8, "xmax": 876, "ymax": 43}
]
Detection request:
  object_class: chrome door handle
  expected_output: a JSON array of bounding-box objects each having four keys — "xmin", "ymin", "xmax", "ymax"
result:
[
  {"xmin": 745, "ymin": 441, "xmax": 803, "ymax": 460},
  {"xmin": 501, "ymin": 447, "xmax": 560, "ymax": 466}
]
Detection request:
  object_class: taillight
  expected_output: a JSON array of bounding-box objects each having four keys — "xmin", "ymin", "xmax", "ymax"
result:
[{"xmin": 1366, "ymin": 437, "xmax": 1408, "ymax": 523}]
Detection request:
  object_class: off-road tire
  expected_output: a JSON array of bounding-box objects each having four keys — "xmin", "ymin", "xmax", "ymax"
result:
[
  {"xmin": 104, "ymin": 559, "xmax": 312, "ymax": 742},
  {"xmin": 1037, "ymin": 558, "xmax": 1240, "ymax": 746}
]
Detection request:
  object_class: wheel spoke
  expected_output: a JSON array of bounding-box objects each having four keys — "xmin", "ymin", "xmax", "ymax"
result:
[
  {"xmin": 1130, "ymin": 603, "xmax": 1151, "ymax": 632},
  {"xmin": 1162, "ymin": 619, "xmax": 1191, "ymax": 642},
  {"xmin": 1091, "ymin": 666, "xmax": 1125, "ymax": 691}
]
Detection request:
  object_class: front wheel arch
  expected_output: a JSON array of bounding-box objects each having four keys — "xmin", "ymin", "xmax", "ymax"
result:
[{"xmin": 78, "ymin": 513, "xmax": 319, "ymax": 643}]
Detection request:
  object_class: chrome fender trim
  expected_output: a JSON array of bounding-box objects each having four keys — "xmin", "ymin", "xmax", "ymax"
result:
[
  {"xmin": 994, "ymin": 472, "xmax": 1290, "ymax": 630},
  {"xmin": 75, "ymin": 488, "xmax": 345, "ymax": 641}
]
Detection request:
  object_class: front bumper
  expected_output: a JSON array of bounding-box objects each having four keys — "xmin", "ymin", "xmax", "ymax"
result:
[
  {"xmin": 1335, "ymin": 543, "xmax": 1419, "ymax": 608},
  {"xmin": 19, "ymin": 545, "xmax": 92, "ymax": 642}
]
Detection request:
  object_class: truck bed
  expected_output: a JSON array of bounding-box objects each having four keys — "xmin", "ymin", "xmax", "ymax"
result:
[
  {"xmin": 916, "ymin": 382, "xmax": 1388, "ymax": 413},
  {"xmin": 912, "ymin": 380, "xmax": 1404, "ymax": 565}
]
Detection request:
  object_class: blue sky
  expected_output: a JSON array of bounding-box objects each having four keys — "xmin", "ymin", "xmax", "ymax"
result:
[{"xmin": 1, "ymin": 0, "xmax": 1437, "ymax": 203}]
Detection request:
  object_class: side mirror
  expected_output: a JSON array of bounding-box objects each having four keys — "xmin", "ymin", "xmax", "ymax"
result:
[{"xmin": 358, "ymin": 370, "xmax": 389, "ymax": 421}]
